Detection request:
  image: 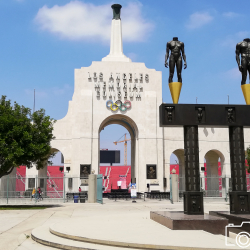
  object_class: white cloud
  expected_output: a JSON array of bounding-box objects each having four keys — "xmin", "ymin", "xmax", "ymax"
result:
[
  {"xmin": 34, "ymin": 1, "xmax": 153, "ymax": 43},
  {"xmin": 121, "ymin": 2, "xmax": 154, "ymax": 42},
  {"xmin": 223, "ymin": 12, "xmax": 240, "ymax": 18},
  {"xmin": 186, "ymin": 11, "xmax": 213, "ymax": 30},
  {"xmin": 223, "ymin": 67, "xmax": 241, "ymax": 80},
  {"xmin": 221, "ymin": 31, "xmax": 249, "ymax": 48}
]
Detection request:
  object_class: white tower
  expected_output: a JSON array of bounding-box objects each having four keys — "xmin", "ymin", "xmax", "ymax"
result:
[{"xmin": 102, "ymin": 4, "xmax": 131, "ymax": 62}]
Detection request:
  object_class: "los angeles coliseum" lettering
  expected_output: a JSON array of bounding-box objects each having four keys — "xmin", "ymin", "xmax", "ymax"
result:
[{"xmin": 88, "ymin": 72, "xmax": 149, "ymax": 100}]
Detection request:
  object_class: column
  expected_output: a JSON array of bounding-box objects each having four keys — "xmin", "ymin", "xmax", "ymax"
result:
[
  {"xmin": 229, "ymin": 126, "xmax": 250, "ymax": 214},
  {"xmin": 183, "ymin": 126, "xmax": 204, "ymax": 215}
]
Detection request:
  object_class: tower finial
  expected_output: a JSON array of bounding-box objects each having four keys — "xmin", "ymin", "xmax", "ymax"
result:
[
  {"xmin": 102, "ymin": 4, "xmax": 131, "ymax": 62},
  {"xmin": 111, "ymin": 4, "xmax": 122, "ymax": 20}
]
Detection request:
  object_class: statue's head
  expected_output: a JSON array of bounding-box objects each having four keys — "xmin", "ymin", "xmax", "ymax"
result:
[{"xmin": 173, "ymin": 37, "xmax": 178, "ymax": 41}]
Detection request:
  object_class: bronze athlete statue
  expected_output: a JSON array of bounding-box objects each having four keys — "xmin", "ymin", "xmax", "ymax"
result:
[
  {"xmin": 236, "ymin": 38, "xmax": 250, "ymax": 85},
  {"xmin": 165, "ymin": 37, "xmax": 187, "ymax": 83}
]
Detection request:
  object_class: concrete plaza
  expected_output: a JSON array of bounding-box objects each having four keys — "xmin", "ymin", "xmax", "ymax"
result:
[{"xmin": 0, "ymin": 198, "xmax": 245, "ymax": 250}]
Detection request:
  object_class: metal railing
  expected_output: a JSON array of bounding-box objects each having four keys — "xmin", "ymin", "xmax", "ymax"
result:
[
  {"xmin": 0, "ymin": 174, "xmax": 132, "ymax": 204},
  {"xmin": 178, "ymin": 176, "xmax": 250, "ymax": 199},
  {"xmin": 0, "ymin": 175, "xmax": 83, "ymax": 204},
  {"xmin": 1, "ymin": 174, "xmax": 250, "ymax": 204}
]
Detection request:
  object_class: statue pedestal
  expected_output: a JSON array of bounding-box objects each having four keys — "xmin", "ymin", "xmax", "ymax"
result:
[
  {"xmin": 183, "ymin": 191, "xmax": 204, "ymax": 215},
  {"xmin": 168, "ymin": 82, "xmax": 182, "ymax": 104},
  {"xmin": 150, "ymin": 211, "xmax": 228, "ymax": 235},
  {"xmin": 241, "ymin": 84, "xmax": 250, "ymax": 105},
  {"xmin": 209, "ymin": 211, "xmax": 250, "ymax": 234},
  {"xmin": 229, "ymin": 192, "xmax": 250, "ymax": 214}
]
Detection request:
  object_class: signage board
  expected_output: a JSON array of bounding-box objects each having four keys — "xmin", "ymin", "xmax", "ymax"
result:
[{"xmin": 130, "ymin": 183, "xmax": 137, "ymax": 198}]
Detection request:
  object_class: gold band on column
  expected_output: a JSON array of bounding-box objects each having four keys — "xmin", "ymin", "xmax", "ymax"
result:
[
  {"xmin": 169, "ymin": 82, "xmax": 182, "ymax": 104},
  {"xmin": 241, "ymin": 84, "xmax": 250, "ymax": 105}
]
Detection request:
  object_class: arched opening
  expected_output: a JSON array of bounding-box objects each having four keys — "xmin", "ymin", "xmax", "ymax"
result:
[
  {"xmin": 100, "ymin": 124, "xmax": 131, "ymax": 192},
  {"xmin": 1, "ymin": 148, "xmax": 66, "ymax": 200},
  {"xmin": 170, "ymin": 149, "xmax": 185, "ymax": 193},
  {"xmin": 43, "ymin": 148, "xmax": 65, "ymax": 198},
  {"xmin": 99, "ymin": 114, "xmax": 138, "ymax": 192},
  {"xmin": 204, "ymin": 150, "xmax": 225, "ymax": 197},
  {"xmin": 45, "ymin": 148, "xmax": 67, "ymax": 198}
]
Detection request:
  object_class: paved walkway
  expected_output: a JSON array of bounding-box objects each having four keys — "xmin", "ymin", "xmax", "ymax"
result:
[{"xmin": 0, "ymin": 199, "xmax": 245, "ymax": 250}]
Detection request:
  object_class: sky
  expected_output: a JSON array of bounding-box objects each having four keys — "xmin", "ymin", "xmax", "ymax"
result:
[{"xmin": 1, "ymin": 0, "xmax": 250, "ymax": 165}]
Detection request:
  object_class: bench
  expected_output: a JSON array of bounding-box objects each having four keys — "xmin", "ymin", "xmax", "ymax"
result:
[{"xmin": 145, "ymin": 192, "xmax": 170, "ymax": 199}]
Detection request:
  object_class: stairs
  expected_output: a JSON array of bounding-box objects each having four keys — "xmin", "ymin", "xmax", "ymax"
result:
[{"xmin": 32, "ymin": 225, "xmax": 139, "ymax": 250}]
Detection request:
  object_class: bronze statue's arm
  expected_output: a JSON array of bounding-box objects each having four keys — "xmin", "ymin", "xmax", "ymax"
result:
[
  {"xmin": 236, "ymin": 43, "xmax": 242, "ymax": 72},
  {"xmin": 165, "ymin": 43, "xmax": 170, "ymax": 68},
  {"xmin": 181, "ymin": 43, "xmax": 187, "ymax": 69}
]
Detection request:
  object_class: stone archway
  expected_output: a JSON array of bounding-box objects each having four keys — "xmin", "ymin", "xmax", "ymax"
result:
[
  {"xmin": 39, "ymin": 148, "xmax": 66, "ymax": 198},
  {"xmin": 204, "ymin": 150, "xmax": 225, "ymax": 197},
  {"xmin": 99, "ymin": 114, "xmax": 138, "ymax": 182},
  {"xmin": 171, "ymin": 149, "xmax": 185, "ymax": 192},
  {"xmin": 49, "ymin": 10, "xmax": 163, "ymax": 193}
]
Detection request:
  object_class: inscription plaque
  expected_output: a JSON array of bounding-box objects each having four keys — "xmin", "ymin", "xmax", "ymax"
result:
[{"xmin": 147, "ymin": 164, "xmax": 157, "ymax": 179}]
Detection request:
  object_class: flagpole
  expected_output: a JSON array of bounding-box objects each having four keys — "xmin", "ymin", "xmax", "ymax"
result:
[{"xmin": 33, "ymin": 89, "xmax": 35, "ymax": 114}]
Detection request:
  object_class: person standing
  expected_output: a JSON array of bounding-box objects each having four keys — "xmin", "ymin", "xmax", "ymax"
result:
[{"xmin": 38, "ymin": 187, "xmax": 43, "ymax": 201}]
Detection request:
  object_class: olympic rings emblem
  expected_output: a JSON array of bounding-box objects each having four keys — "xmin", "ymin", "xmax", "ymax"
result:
[{"xmin": 106, "ymin": 100, "xmax": 131, "ymax": 111}]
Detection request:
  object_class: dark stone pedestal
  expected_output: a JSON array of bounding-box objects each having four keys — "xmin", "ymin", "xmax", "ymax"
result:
[
  {"xmin": 150, "ymin": 211, "xmax": 228, "ymax": 235},
  {"xmin": 184, "ymin": 191, "xmax": 204, "ymax": 215},
  {"xmin": 209, "ymin": 211, "xmax": 250, "ymax": 234},
  {"xmin": 229, "ymin": 192, "xmax": 250, "ymax": 214}
]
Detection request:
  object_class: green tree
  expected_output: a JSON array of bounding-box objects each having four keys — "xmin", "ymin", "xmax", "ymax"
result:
[
  {"xmin": 0, "ymin": 96, "xmax": 56, "ymax": 178},
  {"xmin": 246, "ymin": 146, "xmax": 250, "ymax": 173}
]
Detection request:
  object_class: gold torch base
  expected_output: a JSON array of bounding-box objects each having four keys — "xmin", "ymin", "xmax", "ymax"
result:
[
  {"xmin": 169, "ymin": 82, "xmax": 182, "ymax": 104},
  {"xmin": 241, "ymin": 84, "xmax": 250, "ymax": 105}
]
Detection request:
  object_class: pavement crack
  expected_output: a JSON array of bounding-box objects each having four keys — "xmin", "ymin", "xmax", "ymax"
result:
[
  {"xmin": 42, "ymin": 211, "xmax": 56, "ymax": 225},
  {"xmin": 0, "ymin": 210, "xmax": 41, "ymax": 235},
  {"xmin": 70, "ymin": 208, "xmax": 74, "ymax": 218}
]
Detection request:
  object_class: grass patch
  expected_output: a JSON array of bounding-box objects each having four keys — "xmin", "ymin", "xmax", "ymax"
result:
[{"xmin": 0, "ymin": 206, "xmax": 47, "ymax": 210}]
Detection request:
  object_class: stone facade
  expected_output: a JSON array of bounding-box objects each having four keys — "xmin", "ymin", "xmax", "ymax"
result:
[{"xmin": 50, "ymin": 60, "xmax": 164, "ymax": 192}]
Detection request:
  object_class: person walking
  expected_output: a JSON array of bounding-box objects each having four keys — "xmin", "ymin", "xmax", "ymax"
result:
[
  {"xmin": 31, "ymin": 187, "xmax": 36, "ymax": 201},
  {"xmin": 35, "ymin": 187, "xmax": 39, "ymax": 202}
]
